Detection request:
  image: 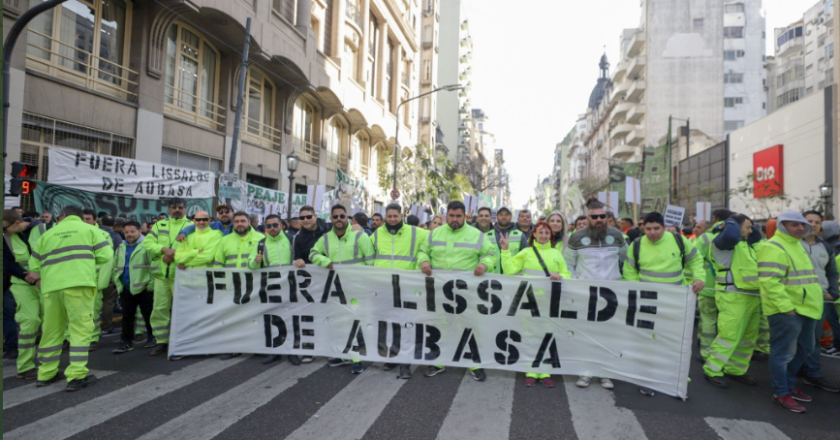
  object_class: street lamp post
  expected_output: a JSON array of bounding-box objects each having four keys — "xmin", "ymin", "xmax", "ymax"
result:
[
  {"xmin": 820, "ymin": 182, "xmax": 833, "ymax": 220},
  {"xmin": 392, "ymin": 84, "xmax": 464, "ymax": 194},
  {"xmin": 286, "ymin": 151, "xmax": 300, "ymax": 220}
]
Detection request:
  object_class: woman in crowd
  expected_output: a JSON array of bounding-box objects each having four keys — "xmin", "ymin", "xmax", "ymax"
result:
[
  {"xmin": 499, "ymin": 221, "xmax": 571, "ymax": 388},
  {"xmin": 546, "ymin": 211, "xmax": 567, "ymax": 251},
  {"xmin": 429, "ymin": 215, "xmax": 444, "ymax": 231}
]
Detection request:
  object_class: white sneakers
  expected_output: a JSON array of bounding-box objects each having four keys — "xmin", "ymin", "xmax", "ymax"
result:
[{"xmin": 576, "ymin": 376, "xmax": 614, "ymax": 389}]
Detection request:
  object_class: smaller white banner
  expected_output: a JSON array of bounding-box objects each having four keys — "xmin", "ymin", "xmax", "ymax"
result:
[
  {"xmin": 664, "ymin": 205, "xmax": 686, "ymax": 228},
  {"xmin": 696, "ymin": 202, "xmax": 712, "ymax": 223},
  {"xmin": 625, "ymin": 177, "xmax": 642, "ymax": 204},
  {"xmin": 598, "ymin": 191, "xmax": 619, "ymax": 213}
]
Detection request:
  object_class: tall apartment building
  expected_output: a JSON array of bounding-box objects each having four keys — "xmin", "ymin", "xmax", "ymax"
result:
[
  {"xmin": 436, "ymin": 0, "xmax": 472, "ymax": 164},
  {"xmin": 418, "ymin": 0, "xmax": 441, "ymax": 151},
  {"xmin": 770, "ymin": 0, "xmax": 834, "ymax": 113},
  {"xmin": 723, "ymin": 1, "xmax": 767, "ymax": 133},
  {"xmin": 3, "ymin": 0, "xmax": 424, "ymax": 210}
]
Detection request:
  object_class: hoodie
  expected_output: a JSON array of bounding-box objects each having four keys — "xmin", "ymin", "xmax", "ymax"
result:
[
  {"xmin": 775, "ymin": 210, "xmax": 813, "ymax": 237},
  {"xmin": 821, "ymin": 220, "xmax": 840, "ymax": 255}
]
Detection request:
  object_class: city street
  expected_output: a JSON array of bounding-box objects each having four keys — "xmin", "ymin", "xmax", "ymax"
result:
[{"xmin": 3, "ymin": 331, "xmax": 839, "ymax": 440}]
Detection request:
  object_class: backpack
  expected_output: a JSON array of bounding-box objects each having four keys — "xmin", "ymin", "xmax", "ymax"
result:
[{"xmin": 633, "ymin": 232, "xmax": 686, "ymax": 272}]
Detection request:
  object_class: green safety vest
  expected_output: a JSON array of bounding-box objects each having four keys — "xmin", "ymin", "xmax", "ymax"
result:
[
  {"xmin": 486, "ymin": 227, "xmax": 524, "ymax": 274},
  {"xmin": 310, "ymin": 229, "xmax": 374, "ymax": 267},
  {"xmin": 501, "ymin": 241, "xmax": 572, "ymax": 278},
  {"xmin": 6, "ymin": 233, "xmax": 32, "ymax": 285},
  {"xmin": 95, "ymin": 228, "xmax": 114, "ymax": 290},
  {"xmin": 710, "ymin": 240, "xmax": 760, "ymax": 291},
  {"xmin": 371, "ymin": 225, "xmax": 421, "ymax": 270},
  {"xmin": 145, "ymin": 217, "xmax": 192, "ymax": 280},
  {"xmin": 757, "ymin": 231, "xmax": 824, "ymax": 319},
  {"xmin": 175, "ymin": 227, "xmax": 222, "ymax": 268},
  {"xmin": 417, "ymin": 224, "xmax": 497, "ymax": 272},
  {"xmin": 249, "ymin": 232, "xmax": 293, "ymax": 269},
  {"xmin": 215, "ymin": 228, "xmax": 265, "ymax": 269},
  {"xmin": 29, "ymin": 216, "xmax": 113, "ymax": 293},
  {"xmin": 624, "ymin": 233, "xmax": 703, "ymax": 285},
  {"xmin": 112, "ymin": 239, "xmax": 153, "ymax": 294},
  {"xmin": 694, "ymin": 222, "xmax": 723, "ymax": 297}
]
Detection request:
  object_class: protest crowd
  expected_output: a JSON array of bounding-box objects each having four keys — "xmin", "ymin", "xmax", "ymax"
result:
[{"xmin": 3, "ymin": 196, "xmax": 840, "ymax": 414}]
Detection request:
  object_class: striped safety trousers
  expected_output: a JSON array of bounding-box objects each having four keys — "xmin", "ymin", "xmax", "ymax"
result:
[{"xmin": 37, "ymin": 286, "xmax": 96, "ymax": 382}]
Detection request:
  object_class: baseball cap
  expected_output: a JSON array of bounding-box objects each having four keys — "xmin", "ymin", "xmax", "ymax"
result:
[
  {"xmin": 496, "ymin": 205, "xmax": 512, "ymax": 215},
  {"xmin": 215, "ymin": 204, "xmax": 231, "ymax": 212}
]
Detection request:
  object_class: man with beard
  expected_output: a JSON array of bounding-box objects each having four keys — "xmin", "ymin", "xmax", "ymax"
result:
[
  {"xmin": 249, "ymin": 214, "xmax": 292, "ymax": 365},
  {"xmin": 417, "ymin": 200, "xmax": 497, "ymax": 381},
  {"xmin": 563, "ymin": 199, "xmax": 628, "ymax": 390},
  {"xmin": 214, "ymin": 212, "xmax": 265, "ymax": 360},
  {"xmin": 290, "ymin": 205, "xmax": 330, "ymax": 365},
  {"xmin": 177, "ymin": 204, "xmax": 235, "ymax": 242},
  {"xmin": 475, "ymin": 207, "xmax": 493, "ymax": 233},
  {"xmin": 145, "ymin": 198, "xmax": 192, "ymax": 358},
  {"xmin": 516, "ymin": 209, "xmax": 534, "ymax": 237},
  {"xmin": 372, "ymin": 204, "xmax": 422, "ymax": 379},
  {"xmin": 371, "ymin": 213, "xmax": 384, "ymax": 231},
  {"xmin": 308, "ymin": 204, "xmax": 374, "ymax": 374},
  {"xmin": 486, "ymin": 206, "xmax": 526, "ymax": 274}
]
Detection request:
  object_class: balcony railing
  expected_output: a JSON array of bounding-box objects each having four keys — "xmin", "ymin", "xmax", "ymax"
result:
[
  {"xmin": 164, "ymin": 85, "xmax": 227, "ymax": 130},
  {"xmin": 243, "ymin": 116, "xmax": 283, "ymax": 150},
  {"xmin": 26, "ymin": 29, "xmax": 139, "ymax": 101},
  {"xmin": 326, "ymin": 151, "xmax": 348, "ymax": 169},
  {"xmin": 293, "ymin": 137, "xmax": 320, "ymax": 163},
  {"xmin": 272, "ymin": 0, "xmax": 296, "ymax": 24},
  {"xmin": 346, "ymin": 1, "xmax": 363, "ymax": 28},
  {"xmin": 401, "ymin": 71, "xmax": 410, "ymax": 87},
  {"xmin": 360, "ymin": 163, "xmax": 370, "ymax": 179}
]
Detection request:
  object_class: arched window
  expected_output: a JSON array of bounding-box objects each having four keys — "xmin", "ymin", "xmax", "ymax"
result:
[
  {"xmin": 242, "ymin": 66, "xmax": 279, "ymax": 149},
  {"xmin": 293, "ymin": 96, "xmax": 318, "ymax": 163},
  {"xmin": 164, "ymin": 21, "xmax": 223, "ymax": 129},
  {"xmin": 26, "ymin": 0, "xmax": 135, "ymax": 99},
  {"xmin": 327, "ymin": 118, "xmax": 347, "ymax": 169},
  {"xmin": 354, "ymin": 131, "xmax": 370, "ymax": 179}
]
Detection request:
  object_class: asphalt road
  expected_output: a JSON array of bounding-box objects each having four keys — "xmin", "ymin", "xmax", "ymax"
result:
[{"xmin": 3, "ymin": 332, "xmax": 839, "ymax": 440}]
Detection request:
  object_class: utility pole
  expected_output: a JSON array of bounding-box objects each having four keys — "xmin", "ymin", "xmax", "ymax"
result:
[
  {"xmin": 667, "ymin": 115, "xmax": 673, "ymax": 202},
  {"xmin": 229, "ymin": 18, "xmax": 252, "ymax": 174},
  {"xmin": 685, "ymin": 118, "xmax": 690, "ymax": 160}
]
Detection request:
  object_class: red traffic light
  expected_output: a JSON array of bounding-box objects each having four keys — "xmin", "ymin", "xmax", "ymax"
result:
[{"xmin": 11, "ymin": 161, "xmax": 38, "ymax": 179}]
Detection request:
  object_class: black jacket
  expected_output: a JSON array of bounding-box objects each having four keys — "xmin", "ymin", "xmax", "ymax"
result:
[
  {"xmin": 292, "ymin": 218, "xmax": 331, "ymax": 263},
  {"xmin": 100, "ymin": 225, "xmax": 123, "ymax": 249}
]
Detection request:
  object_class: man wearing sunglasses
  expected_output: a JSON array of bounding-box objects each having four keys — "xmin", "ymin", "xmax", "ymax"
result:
[
  {"xmin": 309, "ymin": 204, "xmax": 374, "ymax": 374},
  {"xmin": 175, "ymin": 211, "xmax": 222, "ymax": 271},
  {"xmin": 176, "ymin": 204, "xmax": 235, "ymax": 243}
]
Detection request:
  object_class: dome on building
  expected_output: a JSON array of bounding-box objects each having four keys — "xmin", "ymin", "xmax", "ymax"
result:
[{"xmin": 588, "ymin": 52, "xmax": 612, "ymax": 109}]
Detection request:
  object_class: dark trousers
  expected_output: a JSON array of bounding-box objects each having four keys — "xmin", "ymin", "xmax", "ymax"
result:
[
  {"xmin": 120, "ymin": 289, "xmax": 153, "ymax": 344},
  {"xmin": 101, "ymin": 284, "xmax": 119, "ymax": 332},
  {"xmin": 3, "ymin": 289, "xmax": 18, "ymax": 351}
]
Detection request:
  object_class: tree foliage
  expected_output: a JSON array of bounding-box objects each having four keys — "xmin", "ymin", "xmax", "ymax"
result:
[{"xmin": 379, "ymin": 143, "xmax": 473, "ymax": 211}]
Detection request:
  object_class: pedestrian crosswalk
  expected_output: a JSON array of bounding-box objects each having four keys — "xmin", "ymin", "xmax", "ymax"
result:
[{"xmin": 1, "ymin": 356, "xmax": 819, "ymax": 440}]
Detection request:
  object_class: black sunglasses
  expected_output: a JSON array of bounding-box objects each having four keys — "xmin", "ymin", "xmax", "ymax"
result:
[
  {"xmin": 589, "ymin": 214, "xmax": 607, "ymax": 220},
  {"xmin": 217, "ymin": 209, "xmax": 231, "ymax": 214},
  {"xmin": 299, "ymin": 214, "xmax": 314, "ymax": 220},
  {"xmin": 194, "ymin": 218, "xmax": 210, "ymax": 222},
  {"xmin": 266, "ymin": 223, "xmax": 281, "ymax": 229},
  {"xmin": 332, "ymin": 214, "xmax": 347, "ymax": 220}
]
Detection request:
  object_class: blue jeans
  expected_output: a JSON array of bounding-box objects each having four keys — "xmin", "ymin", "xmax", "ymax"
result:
[
  {"xmin": 3, "ymin": 289, "xmax": 18, "ymax": 352},
  {"xmin": 802, "ymin": 307, "xmax": 831, "ymax": 378},
  {"xmin": 826, "ymin": 302, "xmax": 840, "ymax": 350},
  {"xmin": 768, "ymin": 312, "xmax": 816, "ymax": 397}
]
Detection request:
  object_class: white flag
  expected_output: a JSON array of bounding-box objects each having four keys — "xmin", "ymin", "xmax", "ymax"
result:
[
  {"xmin": 696, "ymin": 202, "xmax": 712, "ymax": 222},
  {"xmin": 625, "ymin": 178, "xmax": 642, "ymax": 204}
]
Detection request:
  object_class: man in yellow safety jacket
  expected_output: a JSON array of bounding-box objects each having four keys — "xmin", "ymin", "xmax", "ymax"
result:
[
  {"xmin": 3, "ymin": 209, "xmax": 43, "ymax": 379},
  {"xmin": 693, "ymin": 209, "xmax": 733, "ymax": 363},
  {"xmin": 417, "ymin": 200, "xmax": 497, "ymax": 381},
  {"xmin": 485, "ymin": 205, "xmax": 525, "ymax": 274},
  {"xmin": 372, "ymin": 203, "xmax": 422, "ymax": 379},
  {"xmin": 175, "ymin": 210, "xmax": 222, "ymax": 270},
  {"xmin": 214, "ymin": 211, "xmax": 265, "ymax": 360},
  {"xmin": 144, "ymin": 198, "xmax": 192, "ymax": 359},
  {"xmin": 757, "ymin": 210, "xmax": 825, "ymax": 413},
  {"xmin": 29, "ymin": 206, "xmax": 113, "ymax": 391},
  {"xmin": 308, "ymin": 204, "xmax": 374, "ymax": 374},
  {"xmin": 249, "ymin": 213, "xmax": 291, "ymax": 365},
  {"xmin": 111, "ymin": 220, "xmax": 155, "ymax": 354},
  {"xmin": 703, "ymin": 214, "xmax": 763, "ymax": 389}
]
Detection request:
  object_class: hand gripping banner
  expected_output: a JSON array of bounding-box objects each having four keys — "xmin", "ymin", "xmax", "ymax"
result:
[{"xmin": 170, "ymin": 266, "xmax": 695, "ymax": 398}]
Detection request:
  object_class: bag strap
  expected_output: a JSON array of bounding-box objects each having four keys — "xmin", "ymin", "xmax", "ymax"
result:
[
  {"xmin": 672, "ymin": 232, "xmax": 686, "ymax": 269},
  {"xmin": 531, "ymin": 246, "xmax": 551, "ymax": 277},
  {"xmin": 258, "ymin": 238, "xmax": 267, "ymax": 268},
  {"xmin": 633, "ymin": 237, "xmax": 642, "ymax": 271}
]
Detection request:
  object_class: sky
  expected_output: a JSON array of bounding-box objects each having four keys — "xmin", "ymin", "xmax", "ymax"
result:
[{"xmin": 461, "ymin": 0, "xmax": 811, "ymax": 207}]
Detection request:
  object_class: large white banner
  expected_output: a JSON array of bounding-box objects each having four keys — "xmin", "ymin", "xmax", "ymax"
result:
[
  {"xmin": 171, "ymin": 266, "xmax": 695, "ymax": 398},
  {"xmin": 228, "ymin": 180, "xmax": 307, "ymax": 220},
  {"xmin": 48, "ymin": 146, "xmax": 215, "ymax": 199}
]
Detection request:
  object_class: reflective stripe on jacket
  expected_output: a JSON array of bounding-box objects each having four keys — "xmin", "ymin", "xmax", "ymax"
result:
[
  {"xmin": 112, "ymin": 235, "xmax": 153, "ymax": 294},
  {"xmin": 501, "ymin": 241, "xmax": 572, "ymax": 278},
  {"xmin": 28, "ymin": 215, "xmax": 113, "ymax": 293},
  {"xmin": 486, "ymin": 227, "xmax": 525, "ymax": 274},
  {"xmin": 175, "ymin": 227, "xmax": 222, "ymax": 268},
  {"xmin": 694, "ymin": 222, "xmax": 722, "ymax": 297},
  {"xmin": 215, "ymin": 228, "xmax": 265, "ymax": 269},
  {"xmin": 757, "ymin": 230, "xmax": 824, "ymax": 319},
  {"xmin": 416, "ymin": 224, "xmax": 497, "ymax": 272},
  {"xmin": 623, "ymin": 233, "xmax": 703, "ymax": 285},
  {"xmin": 371, "ymin": 225, "xmax": 421, "ymax": 270},
  {"xmin": 144, "ymin": 217, "xmax": 192, "ymax": 280},
  {"xmin": 310, "ymin": 229, "xmax": 374, "ymax": 267},
  {"xmin": 7, "ymin": 233, "xmax": 32, "ymax": 285},
  {"xmin": 249, "ymin": 232, "xmax": 292, "ymax": 269},
  {"xmin": 710, "ymin": 241, "xmax": 760, "ymax": 291}
]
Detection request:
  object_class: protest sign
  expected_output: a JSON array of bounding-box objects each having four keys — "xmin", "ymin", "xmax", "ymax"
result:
[
  {"xmin": 609, "ymin": 145, "xmax": 670, "ymax": 218},
  {"xmin": 228, "ymin": 180, "xmax": 307, "ymax": 219},
  {"xmin": 597, "ymin": 191, "xmax": 619, "ymax": 213},
  {"xmin": 34, "ymin": 181, "xmax": 213, "ymax": 223},
  {"xmin": 171, "ymin": 266, "xmax": 695, "ymax": 398},
  {"xmin": 48, "ymin": 146, "xmax": 215, "ymax": 199},
  {"xmin": 696, "ymin": 202, "xmax": 712, "ymax": 223},
  {"xmin": 477, "ymin": 192, "xmax": 494, "ymax": 209},
  {"xmin": 335, "ymin": 169, "xmax": 368, "ymax": 212},
  {"xmin": 664, "ymin": 205, "xmax": 686, "ymax": 228}
]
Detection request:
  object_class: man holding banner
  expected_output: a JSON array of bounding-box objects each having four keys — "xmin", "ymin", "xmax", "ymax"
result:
[
  {"xmin": 372, "ymin": 203, "xmax": 422, "ymax": 379},
  {"xmin": 309, "ymin": 204, "xmax": 374, "ymax": 374},
  {"xmin": 418, "ymin": 200, "xmax": 497, "ymax": 381},
  {"xmin": 487, "ymin": 206, "xmax": 526, "ymax": 274},
  {"xmin": 175, "ymin": 211, "xmax": 222, "ymax": 270},
  {"xmin": 145, "ymin": 198, "xmax": 192, "ymax": 359}
]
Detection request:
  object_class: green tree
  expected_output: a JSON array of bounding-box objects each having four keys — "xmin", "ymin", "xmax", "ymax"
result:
[{"xmin": 379, "ymin": 143, "xmax": 473, "ymax": 212}]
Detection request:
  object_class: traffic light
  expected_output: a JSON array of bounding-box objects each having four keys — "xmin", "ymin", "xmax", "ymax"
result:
[{"xmin": 10, "ymin": 161, "xmax": 38, "ymax": 196}]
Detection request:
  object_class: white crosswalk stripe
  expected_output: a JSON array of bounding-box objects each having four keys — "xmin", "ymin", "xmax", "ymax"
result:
[
  {"xmin": 284, "ymin": 365, "xmax": 417, "ymax": 440},
  {"xmin": 436, "ymin": 369, "xmax": 516, "ymax": 440},
  {"xmin": 3, "ymin": 356, "xmax": 250, "ymax": 440},
  {"xmin": 705, "ymin": 417, "xmax": 793, "ymax": 440},
  {"xmin": 563, "ymin": 376, "xmax": 649, "ymax": 440},
  {"xmin": 3, "ymin": 370, "xmax": 116, "ymax": 409},
  {"xmin": 136, "ymin": 360, "xmax": 325, "ymax": 440}
]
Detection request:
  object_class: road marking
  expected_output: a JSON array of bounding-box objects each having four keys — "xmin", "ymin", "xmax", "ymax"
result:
[
  {"xmin": 563, "ymin": 377, "xmax": 649, "ymax": 440},
  {"xmin": 285, "ymin": 365, "xmax": 416, "ymax": 440},
  {"xmin": 4, "ymin": 364, "xmax": 18, "ymax": 378},
  {"xmin": 3, "ymin": 370, "xmax": 116, "ymax": 409},
  {"xmin": 436, "ymin": 369, "xmax": 516, "ymax": 440},
  {"xmin": 3, "ymin": 356, "xmax": 250, "ymax": 440},
  {"xmin": 705, "ymin": 417, "xmax": 792, "ymax": 440},
  {"xmin": 136, "ymin": 360, "xmax": 325, "ymax": 440}
]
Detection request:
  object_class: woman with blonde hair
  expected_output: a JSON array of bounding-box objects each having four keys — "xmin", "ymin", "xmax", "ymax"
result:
[{"xmin": 546, "ymin": 211, "xmax": 567, "ymax": 250}]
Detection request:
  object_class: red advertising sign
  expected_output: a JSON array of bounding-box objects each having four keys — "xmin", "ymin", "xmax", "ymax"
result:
[{"xmin": 753, "ymin": 145, "xmax": 784, "ymax": 198}]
